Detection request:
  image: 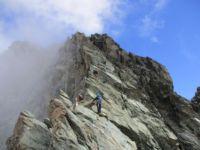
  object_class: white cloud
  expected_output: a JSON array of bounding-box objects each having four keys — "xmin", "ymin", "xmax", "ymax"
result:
[
  {"xmin": 151, "ymin": 36, "xmax": 159, "ymax": 43},
  {"xmin": 154, "ymin": 0, "xmax": 168, "ymax": 11},
  {"xmin": 0, "ymin": 0, "xmax": 125, "ymax": 52},
  {"xmin": 138, "ymin": 0, "xmax": 168, "ymax": 42},
  {"xmin": 139, "ymin": 15, "xmax": 164, "ymax": 37},
  {"xmin": 0, "ymin": 21, "xmax": 12, "ymax": 53},
  {"xmin": 0, "ymin": 35, "xmax": 9, "ymax": 53}
]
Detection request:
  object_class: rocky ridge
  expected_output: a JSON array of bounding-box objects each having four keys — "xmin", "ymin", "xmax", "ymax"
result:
[{"xmin": 7, "ymin": 33, "xmax": 200, "ymax": 150}]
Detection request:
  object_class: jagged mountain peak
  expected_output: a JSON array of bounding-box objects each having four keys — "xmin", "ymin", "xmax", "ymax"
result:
[{"xmin": 6, "ymin": 33, "xmax": 200, "ymax": 150}]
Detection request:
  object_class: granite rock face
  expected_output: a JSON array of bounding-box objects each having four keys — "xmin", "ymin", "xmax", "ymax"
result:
[{"xmin": 7, "ymin": 33, "xmax": 200, "ymax": 150}]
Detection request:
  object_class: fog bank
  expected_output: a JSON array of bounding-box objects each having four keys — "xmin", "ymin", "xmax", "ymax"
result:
[{"xmin": 0, "ymin": 41, "xmax": 61, "ymax": 149}]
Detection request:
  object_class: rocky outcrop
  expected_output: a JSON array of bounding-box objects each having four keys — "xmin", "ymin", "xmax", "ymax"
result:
[
  {"xmin": 191, "ymin": 87, "xmax": 200, "ymax": 113},
  {"xmin": 7, "ymin": 33, "xmax": 200, "ymax": 150},
  {"xmin": 7, "ymin": 90, "xmax": 137, "ymax": 150}
]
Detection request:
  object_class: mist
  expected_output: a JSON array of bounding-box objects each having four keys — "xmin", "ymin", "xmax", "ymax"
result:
[{"xmin": 0, "ymin": 41, "xmax": 61, "ymax": 149}]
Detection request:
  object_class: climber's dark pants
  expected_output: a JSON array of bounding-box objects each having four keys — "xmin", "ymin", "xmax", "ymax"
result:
[{"xmin": 97, "ymin": 102, "xmax": 101, "ymax": 113}]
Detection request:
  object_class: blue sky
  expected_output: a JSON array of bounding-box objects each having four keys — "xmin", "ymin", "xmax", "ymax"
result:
[{"xmin": 0, "ymin": 0, "xmax": 200, "ymax": 99}]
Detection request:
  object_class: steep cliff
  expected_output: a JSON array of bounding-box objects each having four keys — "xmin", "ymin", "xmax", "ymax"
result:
[{"xmin": 7, "ymin": 33, "xmax": 200, "ymax": 150}]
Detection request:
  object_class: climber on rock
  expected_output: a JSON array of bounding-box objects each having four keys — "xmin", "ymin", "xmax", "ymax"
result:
[
  {"xmin": 73, "ymin": 94, "xmax": 84, "ymax": 111},
  {"xmin": 93, "ymin": 92, "xmax": 103, "ymax": 114}
]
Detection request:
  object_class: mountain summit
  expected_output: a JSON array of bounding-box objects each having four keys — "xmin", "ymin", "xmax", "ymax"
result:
[{"xmin": 7, "ymin": 33, "xmax": 200, "ymax": 150}]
